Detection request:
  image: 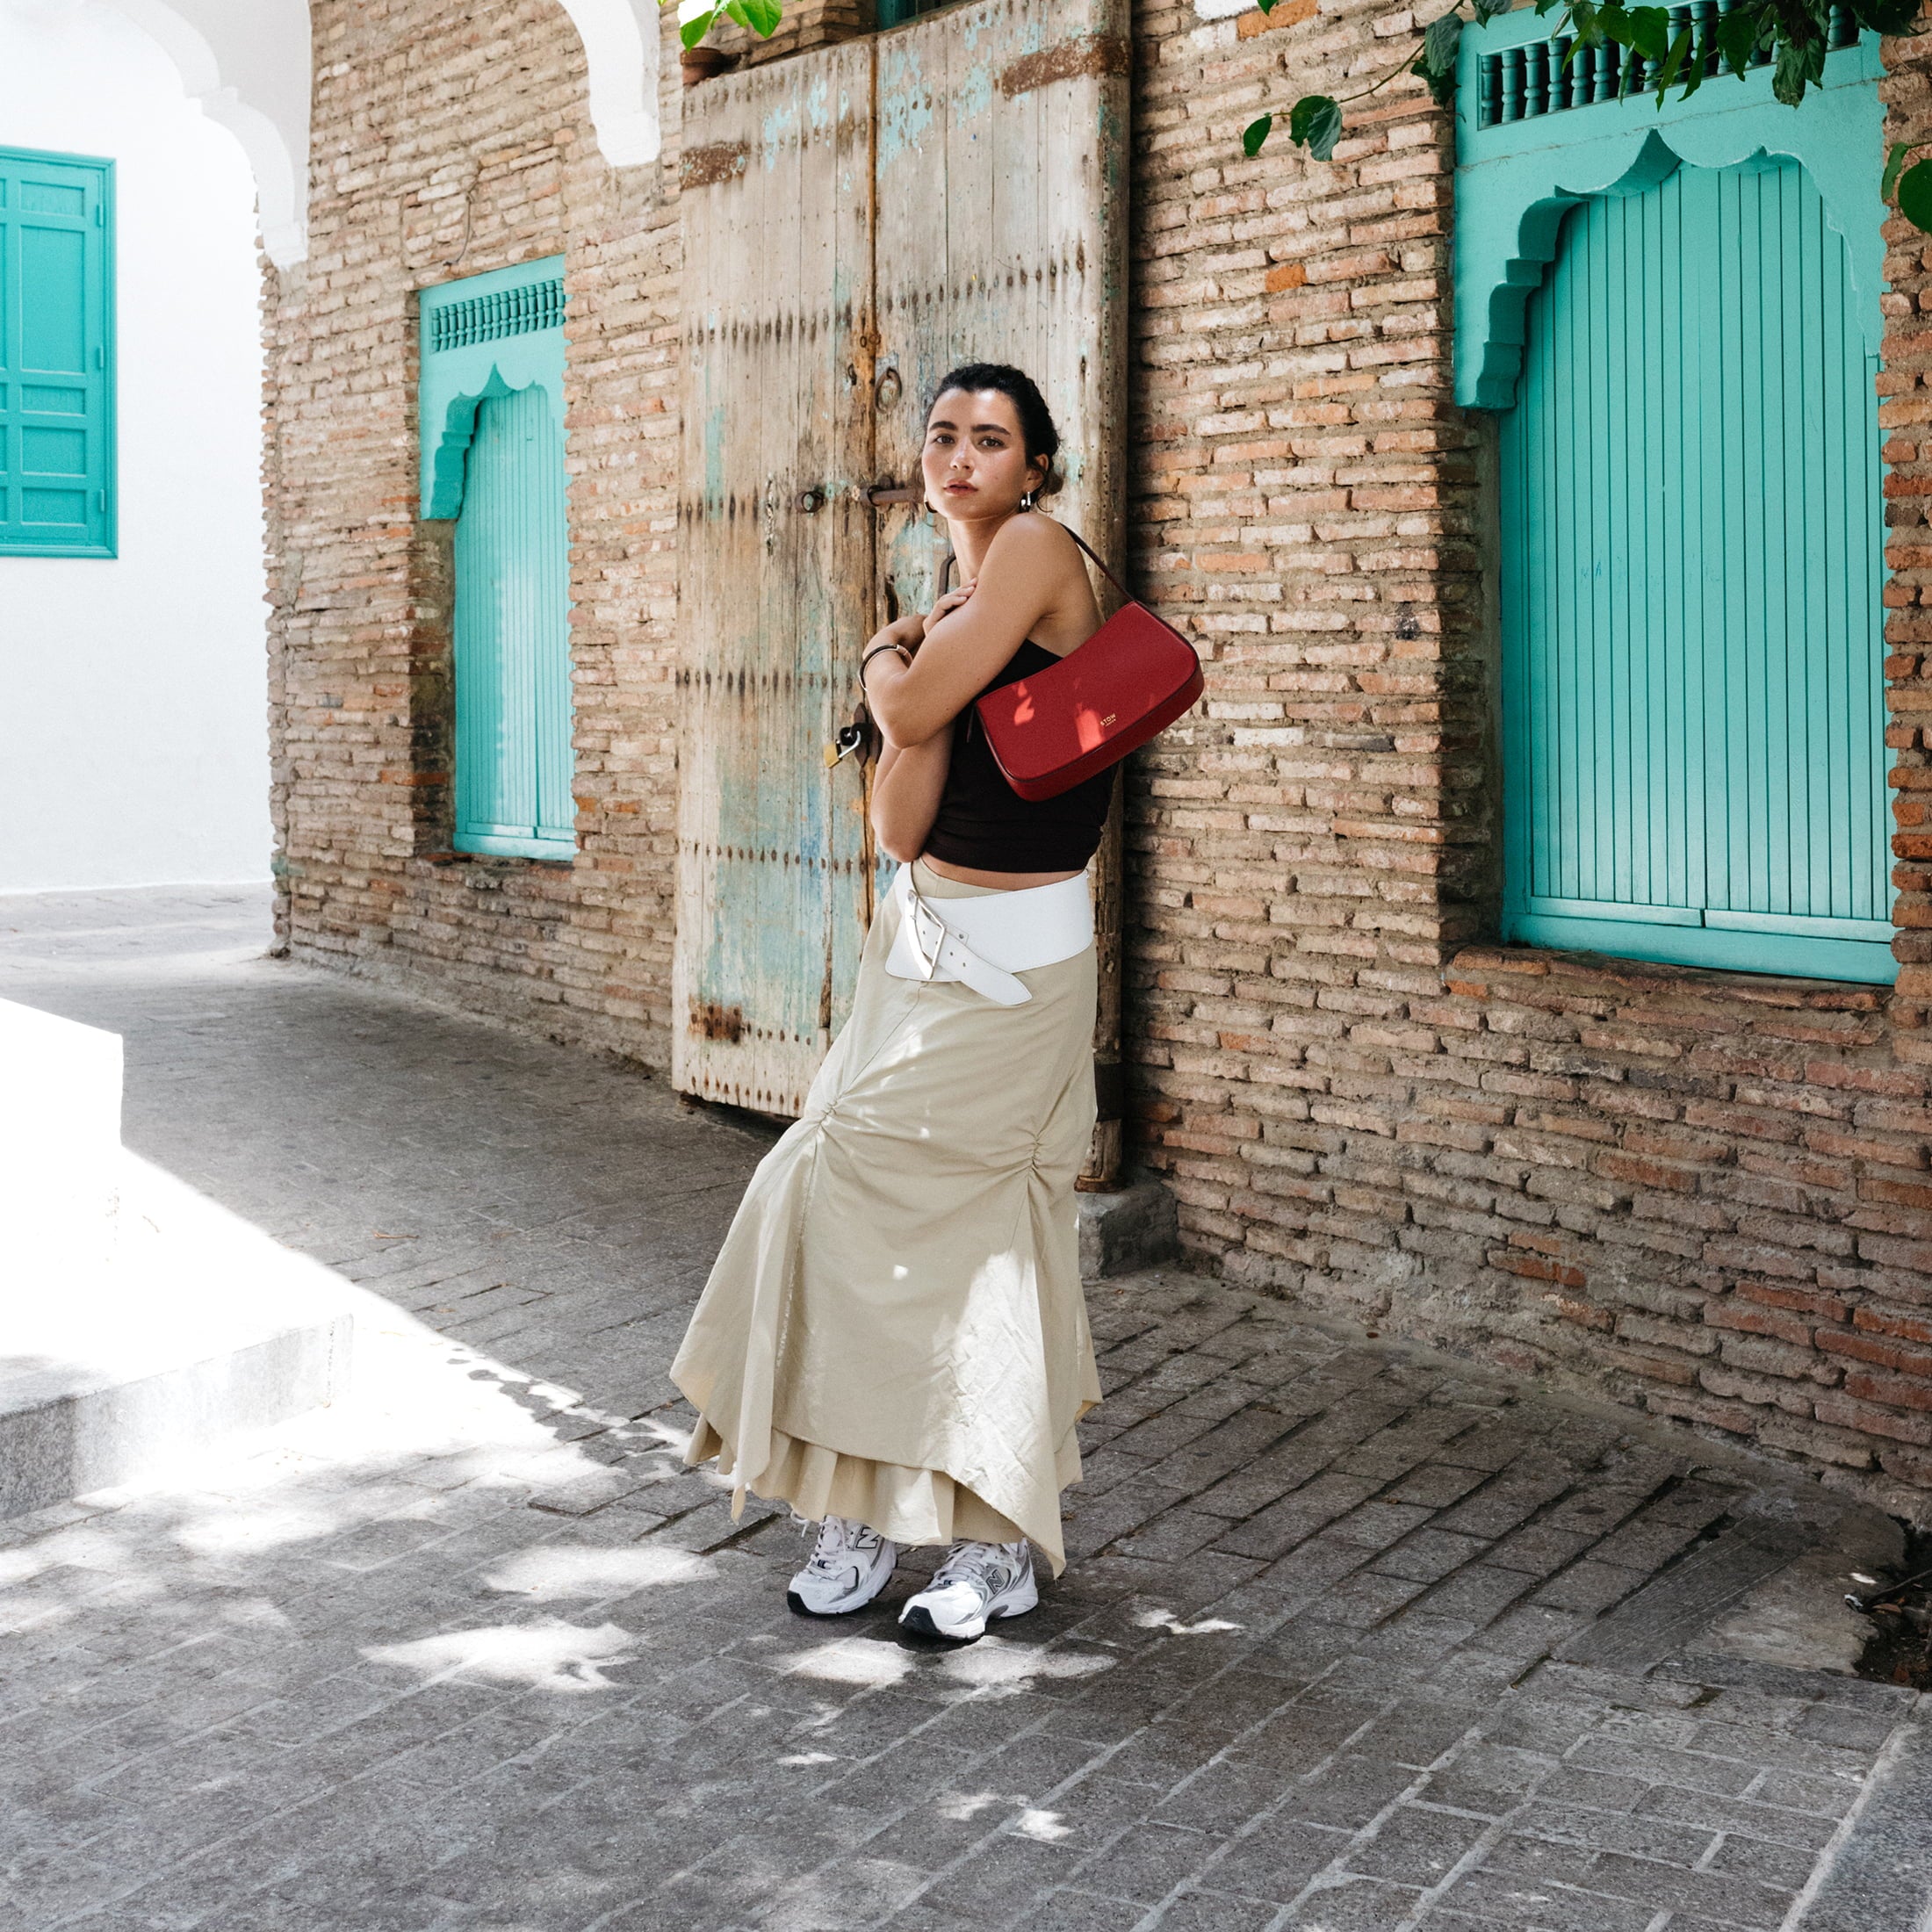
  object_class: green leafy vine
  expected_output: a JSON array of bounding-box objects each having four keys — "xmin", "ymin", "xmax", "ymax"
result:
[{"xmin": 1243, "ymin": 0, "xmax": 1931, "ymax": 233}]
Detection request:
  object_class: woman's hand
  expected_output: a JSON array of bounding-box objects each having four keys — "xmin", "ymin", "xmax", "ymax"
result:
[{"xmin": 922, "ymin": 582, "xmax": 974, "ymax": 638}]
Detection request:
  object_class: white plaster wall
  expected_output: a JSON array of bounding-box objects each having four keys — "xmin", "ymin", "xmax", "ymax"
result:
[{"xmin": 0, "ymin": 0, "xmax": 270, "ymax": 891}]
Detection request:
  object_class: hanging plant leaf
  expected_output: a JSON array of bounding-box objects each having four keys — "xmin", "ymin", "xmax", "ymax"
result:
[
  {"xmin": 1412, "ymin": 47, "xmax": 1457, "ymax": 105},
  {"xmin": 1562, "ymin": 0, "xmax": 1603, "ymax": 50},
  {"xmin": 1244, "ymin": 113, "xmax": 1274, "ymax": 156},
  {"xmin": 1619, "ymin": 4, "xmax": 1672, "ymax": 59},
  {"xmin": 680, "ymin": 7, "xmax": 719, "ymax": 47},
  {"xmin": 1899, "ymin": 158, "xmax": 1932, "ymax": 235},
  {"xmin": 1770, "ymin": 32, "xmax": 1822, "ymax": 105},
  {"xmin": 1288, "ymin": 93, "xmax": 1344, "ymax": 160},
  {"xmin": 1422, "ymin": 8, "xmax": 1462, "ymax": 71},
  {"xmin": 727, "ymin": 0, "xmax": 784, "ymax": 34},
  {"xmin": 1652, "ymin": 24, "xmax": 1692, "ymax": 98},
  {"xmin": 1708, "ymin": 4, "xmax": 1760, "ymax": 75}
]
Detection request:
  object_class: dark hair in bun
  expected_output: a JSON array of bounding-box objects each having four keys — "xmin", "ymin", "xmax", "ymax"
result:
[{"xmin": 927, "ymin": 362, "xmax": 1063, "ymax": 494}]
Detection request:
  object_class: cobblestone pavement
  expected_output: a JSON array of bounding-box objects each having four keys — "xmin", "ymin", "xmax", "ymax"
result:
[{"xmin": 3, "ymin": 889, "xmax": 1928, "ymax": 1932}]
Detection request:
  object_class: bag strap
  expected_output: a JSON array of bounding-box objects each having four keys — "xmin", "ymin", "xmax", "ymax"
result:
[
  {"xmin": 941, "ymin": 520, "xmax": 1130, "ymax": 602},
  {"xmin": 1054, "ymin": 522, "xmax": 1134, "ymax": 607}
]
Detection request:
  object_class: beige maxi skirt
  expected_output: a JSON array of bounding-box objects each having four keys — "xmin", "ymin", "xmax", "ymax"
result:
[{"xmin": 672, "ymin": 860, "xmax": 1101, "ymax": 1574}]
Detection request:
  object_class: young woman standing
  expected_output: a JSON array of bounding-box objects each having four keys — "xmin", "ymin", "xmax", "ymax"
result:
[{"xmin": 673, "ymin": 363, "xmax": 1114, "ymax": 1642}]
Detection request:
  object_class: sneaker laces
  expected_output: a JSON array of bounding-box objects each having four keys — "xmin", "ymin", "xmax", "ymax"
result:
[
  {"xmin": 930, "ymin": 1539, "xmax": 1026, "ymax": 1597},
  {"xmin": 801, "ymin": 1516, "xmax": 880, "ymax": 1581}
]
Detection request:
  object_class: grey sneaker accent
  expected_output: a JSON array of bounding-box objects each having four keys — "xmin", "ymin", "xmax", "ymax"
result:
[
  {"xmin": 898, "ymin": 1539, "xmax": 1038, "ymax": 1642},
  {"xmin": 787, "ymin": 1515, "xmax": 899, "ymax": 1617}
]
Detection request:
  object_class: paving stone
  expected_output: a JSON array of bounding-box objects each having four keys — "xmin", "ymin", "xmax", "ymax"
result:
[
  {"xmin": 1426, "ymin": 1868, "xmax": 1659, "ymax": 1929},
  {"xmin": 1202, "ymin": 1816, "xmax": 1355, "ymax": 1903},
  {"xmin": 1279, "ymin": 1876, "xmax": 1429, "ymax": 1928},
  {"xmin": 1066, "ymin": 1820, "xmax": 1220, "ymax": 1901},
  {"xmin": 1009, "ymin": 1891, "xmax": 1150, "ymax": 1932},
  {"xmin": 1278, "ymin": 1755, "xmax": 1417, "ymax": 1830},
  {"xmin": 0, "ymin": 890, "xmax": 1915, "ymax": 1932},
  {"xmin": 1144, "ymin": 1890, "xmax": 1278, "ymax": 1930},
  {"xmin": 1340, "ymin": 1801, "xmax": 1492, "ymax": 1885}
]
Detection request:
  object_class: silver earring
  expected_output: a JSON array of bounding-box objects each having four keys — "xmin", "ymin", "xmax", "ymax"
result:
[{"xmin": 1020, "ymin": 491, "xmax": 1036, "ymax": 512}]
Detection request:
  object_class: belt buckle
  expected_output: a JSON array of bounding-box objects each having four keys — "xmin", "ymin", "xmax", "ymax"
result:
[{"xmin": 901, "ymin": 870, "xmax": 944, "ymax": 982}]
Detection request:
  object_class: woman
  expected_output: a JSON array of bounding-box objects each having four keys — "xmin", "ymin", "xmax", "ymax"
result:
[{"xmin": 672, "ymin": 363, "xmax": 1115, "ymax": 1643}]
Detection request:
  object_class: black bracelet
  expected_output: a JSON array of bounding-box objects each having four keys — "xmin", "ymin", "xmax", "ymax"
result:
[{"xmin": 859, "ymin": 642, "xmax": 912, "ymax": 689}]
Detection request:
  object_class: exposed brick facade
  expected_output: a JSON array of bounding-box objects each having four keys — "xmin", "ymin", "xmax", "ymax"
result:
[
  {"xmin": 268, "ymin": 0, "xmax": 685, "ymax": 1060},
  {"xmin": 265, "ymin": 0, "xmax": 1932, "ymax": 1517}
]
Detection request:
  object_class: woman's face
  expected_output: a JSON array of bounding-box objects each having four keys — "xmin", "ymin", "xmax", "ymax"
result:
[{"xmin": 920, "ymin": 387, "xmax": 1047, "ymax": 524}]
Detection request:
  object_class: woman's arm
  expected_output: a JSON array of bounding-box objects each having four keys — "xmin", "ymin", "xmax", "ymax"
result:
[
  {"xmin": 870, "ymin": 734, "xmax": 952, "ymax": 865},
  {"xmin": 864, "ymin": 517, "xmax": 1071, "ymax": 748}
]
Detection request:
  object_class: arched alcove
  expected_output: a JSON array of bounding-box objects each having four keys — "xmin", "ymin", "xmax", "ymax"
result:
[
  {"xmin": 105, "ymin": 0, "xmax": 313, "ymax": 267},
  {"xmin": 99, "ymin": 0, "xmax": 662, "ymax": 270}
]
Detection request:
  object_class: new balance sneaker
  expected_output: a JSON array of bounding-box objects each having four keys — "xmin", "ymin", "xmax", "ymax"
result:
[
  {"xmin": 898, "ymin": 1539, "xmax": 1038, "ymax": 1642},
  {"xmin": 786, "ymin": 1516, "xmax": 899, "ymax": 1617}
]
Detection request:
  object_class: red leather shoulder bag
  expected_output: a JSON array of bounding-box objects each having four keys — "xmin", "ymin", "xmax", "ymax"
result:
[{"xmin": 973, "ymin": 525, "xmax": 1204, "ymax": 803}]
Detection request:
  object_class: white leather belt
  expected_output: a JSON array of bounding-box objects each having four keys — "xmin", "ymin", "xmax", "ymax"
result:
[{"xmin": 883, "ymin": 864, "xmax": 1093, "ymax": 1006}]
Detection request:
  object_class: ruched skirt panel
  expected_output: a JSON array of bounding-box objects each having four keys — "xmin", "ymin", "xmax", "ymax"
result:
[{"xmin": 673, "ymin": 862, "xmax": 1100, "ymax": 1573}]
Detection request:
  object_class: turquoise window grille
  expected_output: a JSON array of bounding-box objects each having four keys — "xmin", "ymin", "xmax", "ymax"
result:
[
  {"xmin": 876, "ymin": 0, "xmax": 953, "ymax": 26},
  {"xmin": 1455, "ymin": 15, "xmax": 1895, "ymax": 984},
  {"xmin": 0, "ymin": 148, "xmax": 114, "ymax": 558},
  {"xmin": 419, "ymin": 258, "xmax": 574, "ymax": 862}
]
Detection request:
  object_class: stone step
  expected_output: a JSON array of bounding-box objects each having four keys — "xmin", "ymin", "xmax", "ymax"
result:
[
  {"xmin": 1078, "ymin": 1176, "xmax": 1179, "ymax": 1282},
  {"xmin": 2, "ymin": 995, "xmax": 353, "ymax": 1520},
  {"xmin": 3, "ymin": 1152, "xmax": 353, "ymax": 1519}
]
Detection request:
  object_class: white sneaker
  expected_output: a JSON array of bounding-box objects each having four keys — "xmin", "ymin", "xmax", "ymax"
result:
[
  {"xmin": 898, "ymin": 1539, "xmax": 1038, "ymax": 1643},
  {"xmin": 787, "ymin": 1516, "xmax": 899, "ymax": 1617}
]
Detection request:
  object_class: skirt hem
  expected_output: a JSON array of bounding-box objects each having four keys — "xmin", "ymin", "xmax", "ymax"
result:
[{"xmin": 685, "ymin": 1410, "xmax": 1085, "ymax": 1574}]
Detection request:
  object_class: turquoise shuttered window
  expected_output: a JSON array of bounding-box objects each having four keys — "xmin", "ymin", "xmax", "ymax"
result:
[
  {"xmin": 1455, "ymin": 19, "xmax": 1893, "ymax": 984},
  {"xmin": 1501, "ymin": 157, "xmax": 1891, "ymax": 983},
  {"xmin": 0, "ymin": 148, "xmax": 113, "ymax": 558},
  {"xmin": 418, "ymin": 258, "xmax": 573, "ymax": 862}
]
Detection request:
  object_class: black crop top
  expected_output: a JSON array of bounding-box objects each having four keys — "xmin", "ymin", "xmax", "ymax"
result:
[{"xmin": 922, "ymin": 640, "xmax": 1116, "ymax": 874}]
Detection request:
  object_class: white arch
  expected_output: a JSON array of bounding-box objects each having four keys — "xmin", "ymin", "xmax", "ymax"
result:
[
  {"xmin": 558, "ymin": 0, "xmax": 662, "ymax": 168},
  {"xmin": 105, "ymin": 0, "xmax": 312, "ymax": 268},
  {"xmin": 99, "ymin": 0, "xmax": 660, "ymax": 271}
]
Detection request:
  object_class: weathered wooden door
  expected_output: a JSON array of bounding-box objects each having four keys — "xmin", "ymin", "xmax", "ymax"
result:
[
  {"xmin": 674, "ymin": 0, "xmax": 1130, "ymax": 1124},
  {"xmin": 674, "ymin": 42, "xmax": 876, "ymax": 1114}
]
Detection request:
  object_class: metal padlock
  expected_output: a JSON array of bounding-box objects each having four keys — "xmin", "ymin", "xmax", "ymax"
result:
[{"xmin": 823, "ymin": 720, "xmax": 868, "ymax": 768}]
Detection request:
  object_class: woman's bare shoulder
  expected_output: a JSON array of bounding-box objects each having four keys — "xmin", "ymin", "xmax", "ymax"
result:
[{"xmin": 984, "ymin": 511, "xmax": 1088, "ymax": 580}]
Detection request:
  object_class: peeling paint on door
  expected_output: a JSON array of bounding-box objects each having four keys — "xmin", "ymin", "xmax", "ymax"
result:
[{"xmin": 675, "ymin": 0, "xmax": 1129, "ymax": 1161}]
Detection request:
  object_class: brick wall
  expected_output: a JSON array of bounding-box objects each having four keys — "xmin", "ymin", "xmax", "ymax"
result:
[
  {"xmin": 1124, "ymin": 0, "xmax": 1932, "ymax": 1522},
  {"xmin": 267, "ymin": 0, "xmax": 1932, "ymax": 1519},
  {"xmin": 268, "ymin": 0, "xmax": 687, "ymax": 1063}
]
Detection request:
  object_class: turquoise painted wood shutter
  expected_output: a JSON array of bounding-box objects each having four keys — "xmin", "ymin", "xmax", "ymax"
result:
[
  {"xmin": 452, "ymin": 383, "xmax": 573, "ymax": 855},
  {"xmin": 418, "ymin": 259, "xmax": 573, "ymax": 861},
  {"xmin": 1500, "ymin": 155, "xmax": 1892, "ymax": 984},
  {"xmin": 0, "ymin": 148, "xmax": 114, "ymax": 558}
]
